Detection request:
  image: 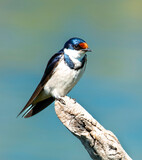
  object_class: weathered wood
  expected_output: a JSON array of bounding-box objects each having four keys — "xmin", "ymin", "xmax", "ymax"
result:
[{"xmin": 55, "ymin": 96, "xmax": 132, "ymax": 160}]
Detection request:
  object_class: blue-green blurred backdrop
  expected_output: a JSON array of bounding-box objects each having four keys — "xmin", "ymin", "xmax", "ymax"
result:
[{"xmin": 0, "ymin": 0, "xmax": 142, "ymax": 159}]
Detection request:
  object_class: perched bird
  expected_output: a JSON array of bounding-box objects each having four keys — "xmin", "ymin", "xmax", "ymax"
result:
[{"xmin": 18, "ymin": 37, "xmax": 92, "ymax": 118}]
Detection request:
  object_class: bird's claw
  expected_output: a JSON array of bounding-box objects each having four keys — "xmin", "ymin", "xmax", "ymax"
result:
[
  {"xmin": 72, "ymin": 98, "xmax": 76, "ymax": 101},
  {"xmin": 69, "ymin": 97, "xmax": 76, "ymax": 103},
  {"xmin": 56, "ymin": 98, "xmax": 66, "ymax": 105},
  {"xmin": 72, "ymin": 98, "xmax": 76, "ymax": 103}
]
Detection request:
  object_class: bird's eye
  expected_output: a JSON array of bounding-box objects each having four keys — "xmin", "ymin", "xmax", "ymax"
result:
[{"xmin": 74, "ymin": 45, "xmax": 81, "ymax": 50}]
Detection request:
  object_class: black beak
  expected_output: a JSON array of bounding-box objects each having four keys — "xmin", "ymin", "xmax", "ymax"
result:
[{"xmin": 82, "ymin": 48, "xmax": 92, "ymax": 52}]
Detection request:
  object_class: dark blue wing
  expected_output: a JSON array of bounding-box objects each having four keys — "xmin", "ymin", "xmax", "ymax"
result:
[
  {"xmin": 40, "ymin": 51, "xmax": 63, "ymax": 85},
  {"xmin": 17, "ymin": 51, "xmax": 63, "ymax": 117}
]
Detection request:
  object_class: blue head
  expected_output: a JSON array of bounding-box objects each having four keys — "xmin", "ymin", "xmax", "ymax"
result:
[{"xmin": 64, "ymin": 37, "xmax": 91, "ymax": 52}]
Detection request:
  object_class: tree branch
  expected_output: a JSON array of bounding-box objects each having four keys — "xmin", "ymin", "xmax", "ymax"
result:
[{"xmin": 55, "ymin": 96, "xmax": 132, "ymax": 160}]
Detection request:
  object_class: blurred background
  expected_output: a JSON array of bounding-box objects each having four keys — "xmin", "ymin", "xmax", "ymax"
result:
[{"xmin": 0, "ymin": 0, "xmax": 142, "ymax": 159}]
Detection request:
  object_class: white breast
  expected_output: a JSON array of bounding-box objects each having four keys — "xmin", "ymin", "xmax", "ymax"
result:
[{"xmin": 44, "ymin": 56, "xmax": 86, "ymax": 98}]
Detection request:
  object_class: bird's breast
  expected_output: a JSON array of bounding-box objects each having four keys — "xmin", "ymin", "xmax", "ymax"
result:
[{"xmin": 44, "ymin": 58, "xmax": 86, "ymax": 98}]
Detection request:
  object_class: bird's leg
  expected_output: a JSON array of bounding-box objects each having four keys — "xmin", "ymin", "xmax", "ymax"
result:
[
  {"xmin": 68, "ymin": 96, "xmax": 76, "ymax": 103},
  {"xmin": 55, "ymin": 97, "xmax": 66, "ymax": 105},
  {"xmin": 72, "ymin": 98, "xmax": 76, "ymax": 103},
  {"xmin": 72, "ymin": 98, "xmax": 76, "ymax": 101}
]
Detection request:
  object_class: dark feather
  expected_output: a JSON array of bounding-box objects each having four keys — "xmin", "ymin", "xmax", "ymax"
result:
[
  {"xmin": 40, "ymin": 52, "xmax": 63, "ymax": 85},
  {"xmin": 24, "ymin": 97, "xmax": 55, "ymax": 118},
  {"xmin": 76, "ymin": 54, "xmax": 87, "ymax": 70},
  {"xmin": 64, "ymin": 54, "xmax": 87, "ymax": 70},
  {"xmin": 17, "ymin": 52, "xmax": 63, "ymax": 117}
]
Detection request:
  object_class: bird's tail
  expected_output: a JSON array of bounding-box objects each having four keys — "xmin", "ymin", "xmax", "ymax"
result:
[{"xmin": 18, "ymin": 97, "xmax": 55, "ymax": 118}]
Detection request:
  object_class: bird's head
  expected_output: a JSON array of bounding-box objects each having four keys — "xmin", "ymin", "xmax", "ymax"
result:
[{"xmin": 63, "ymin": 37, "xmax": 92, "ymax": 59}]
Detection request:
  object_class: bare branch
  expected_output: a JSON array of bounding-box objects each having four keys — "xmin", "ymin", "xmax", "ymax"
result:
[{"xmin": 55, "ymin": 96, "xmax": 132, "ymax": 160}]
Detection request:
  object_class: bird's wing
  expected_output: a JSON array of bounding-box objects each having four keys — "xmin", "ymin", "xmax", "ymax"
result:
[
  {"xmin": 17, "ymin": 52, "xmax": 64, "ymax": 117},
  {"xmin": 23, "ymin": 97, "xmax": 55, "ymax": 118}
]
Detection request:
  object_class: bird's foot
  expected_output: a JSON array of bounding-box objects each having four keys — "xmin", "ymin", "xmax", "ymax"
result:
[
  {"xmin": 56, "ymin": 98, "xmax": 66, "ymax": 105},
  {"xmin": 72, "ymin": 98, "xmax": 76, "ymax": 103},
  {"xmin": 68, "ymin": 96, "xmax": 76, "ymax": 103},
  {"xmin": 72, "ymin": 98, "xmax": 76, "ymax": 101}
]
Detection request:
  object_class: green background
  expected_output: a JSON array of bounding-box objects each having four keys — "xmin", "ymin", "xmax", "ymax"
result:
[{"xmin": 0, "ymin": 0, "xmax": 142, "ymax": 159}]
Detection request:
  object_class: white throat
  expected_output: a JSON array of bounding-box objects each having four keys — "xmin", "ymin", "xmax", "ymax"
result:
[{"xmin": 64, "ymin": 48, "xmax": 85, "ymax": 61}]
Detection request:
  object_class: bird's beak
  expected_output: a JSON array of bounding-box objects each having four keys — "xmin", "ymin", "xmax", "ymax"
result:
[
  {"xmin": 82, "ymin": 48, "xmax": 92, "ymax": 52},
  {"xmin": 79, "ymin": 42, "xmax": 92, "ymax": 52},
  {"xmin": 84, "ymin": 48, "xmax": 92, "ymax": 52}
]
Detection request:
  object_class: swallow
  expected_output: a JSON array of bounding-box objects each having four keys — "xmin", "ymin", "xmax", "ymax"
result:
[{"xmin": 18, "ymin": 37, "xmax": 92, "ymax": 118}]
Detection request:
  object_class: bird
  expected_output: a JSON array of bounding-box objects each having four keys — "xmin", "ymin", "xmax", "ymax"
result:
[{"xmin": 17, "ymin": 37, "xmax": 92, "ymax": 118}]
